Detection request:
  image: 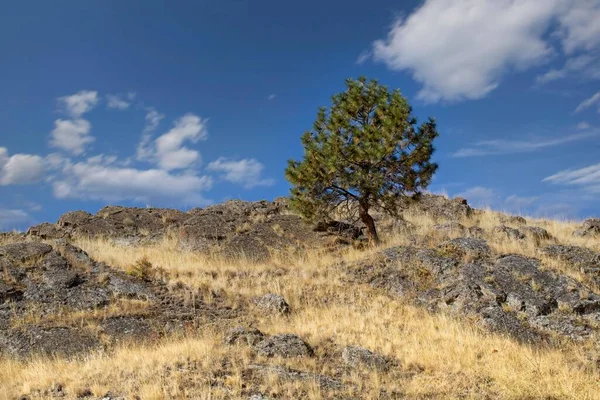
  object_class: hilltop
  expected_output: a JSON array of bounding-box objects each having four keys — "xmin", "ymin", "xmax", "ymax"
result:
[{"xmin": 1, "ymin": 195, "xmax": 599, "ymax": 399}]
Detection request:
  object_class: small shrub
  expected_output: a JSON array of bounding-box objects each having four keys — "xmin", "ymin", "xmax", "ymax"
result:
[{"xmin": 126, "ymin": 256, "xmax": 165, "ymax": 282}]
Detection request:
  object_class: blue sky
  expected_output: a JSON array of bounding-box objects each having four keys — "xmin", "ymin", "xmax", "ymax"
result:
[{"xmin": 1, "ymin": 0, "xmax": 600, "ymax": 230}]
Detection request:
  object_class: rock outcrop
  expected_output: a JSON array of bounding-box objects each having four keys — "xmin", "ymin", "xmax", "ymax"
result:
[
  {"xmin": 0, "ymin": 240, "xmax": 236, "ymax": 357},
  {"xmin": 345, "ymin": 240, "xmax": 600, "ymax": 344}
]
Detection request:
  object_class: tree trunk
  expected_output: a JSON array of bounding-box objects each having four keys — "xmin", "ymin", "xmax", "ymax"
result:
[{"xmin": 359, "ymin": 205, "xmax": 380, "ymax": 247}]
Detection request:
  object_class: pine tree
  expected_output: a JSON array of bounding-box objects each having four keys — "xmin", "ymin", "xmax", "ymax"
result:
[{"xmin": 285, "ymin": 77, "xmax": 439, "ymax": 246}]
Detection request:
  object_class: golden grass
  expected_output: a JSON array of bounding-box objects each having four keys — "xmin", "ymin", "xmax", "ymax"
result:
[{"xmin": 1, "ymin": 208, "xmax": 599, "ymax": 399}]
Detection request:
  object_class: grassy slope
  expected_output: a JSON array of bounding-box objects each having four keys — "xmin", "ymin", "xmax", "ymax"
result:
[{"xmin": 1, "ymin": 209, "xmax": 599, "ymax": 399}]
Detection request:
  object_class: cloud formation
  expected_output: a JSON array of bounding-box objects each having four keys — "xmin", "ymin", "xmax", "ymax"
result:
[
  {"xmin": 575, "ymin": 91, "xmax": 600, "ymax": 113},
  {"xmin": 106, "ymin": 93, "xmax": 135, "ymax": 110},
  {"xmin": 371, "ymin": 0, "xmax": 600, "ymax": 102},
  {"xmin": 207, "ymin": 157, "xmax": 274, "ymax": 189},
  {"xmin": 50, "ymin": 118, "xmax": 94, "ymax": 155},
  {"xmin": 453, "ymin": 132, "xmax": 596, "ymax": 157},
  {"xmin": 153, "ymin": 114, "xmax": 208, "ymax": 171},
  {"xmin": 54, "ymin": 157, "xmax": 213, "ymax": 204},
  {"xmin": 57, "ymin": 90, "xmax": 98, "ymax": 117},
  {"xmin": 0, "ymin": 148, "xmax": 45, "ymax": 185},
  {"xmin": 543, "ymin": 162, "xmax": 600, "ymax": 193}
]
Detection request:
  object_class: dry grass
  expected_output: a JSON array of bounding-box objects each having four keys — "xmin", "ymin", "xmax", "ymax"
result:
[{"xmin": 1, "ymin": 209, "xmax": 599, "ymax": 399}]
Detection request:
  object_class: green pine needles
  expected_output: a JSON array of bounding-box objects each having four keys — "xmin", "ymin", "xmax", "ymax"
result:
[{"xmin": 286, "ymin": 77, "xmax": 439, "ymax": 246}]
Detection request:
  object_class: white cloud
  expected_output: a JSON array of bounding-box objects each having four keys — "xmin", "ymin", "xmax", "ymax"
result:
[
  {"xmin": 137, "ymin": 108, "xmax": 166, "ymax": 161},
  {"xmin": 0, "ymin": 209, "xmax": 32, "ymax": 230},
  {"xmin": 106, "ymin": 93, "xmax": 134, "ymax": 110},
  {"xmin": 54, "ymin": 159, "xmax": 213, "ymax": 204},
  {"xmin": 268, "ymin": 94, "xmax": 277, "ymax": 101},
  {"xmin": 50, "ymin": 118, "xmax": 94, "ymax": 155},
  {"xmin": 370, "ymin": 0, "xmax": 600, "ymax": 102},
  {"xmin": 535, "ymin": 55, "xmax": 600, "ymax": 84},
  {"xmin": 153, "ymin": 114, "xmax": 207, "ymax": 170},
  {"xmin": 504, "ymin": 194, "xmax": 539, "ymax": 210},
  {"xmin": 558, "ymin": 0, "xmax": 600, "ymax": 54},
  {"xmin": 577, "ymin": 122, "xmax": 592, "ymax": 130},
  {"xmin": 0, "ymin": 148, "xmax": 45, "ymax": 185},
  {"xmin": 356, "ymin": 50, "xmax": 371, "ymax": 65},
  {"xmin": 575, "ymin": 91, "xmax": 600, "ymax": 113},
  {"xmin": 372, "ymin": 0, "xmax": 560, "ymax": 102},
  {"xmin": 543, "ymin": 163, "xmax": 600, "ymax": 192},
  {"xmin": 57, "ymin": 90, "xmax": 98, "ymax": 117},
  {"xmin": 207, "ymin": 157, "xmax": 274, "ymax": 189},
  {"xmin": 453, "ymin": 132, "xmax": 596, "ymax": 157}
]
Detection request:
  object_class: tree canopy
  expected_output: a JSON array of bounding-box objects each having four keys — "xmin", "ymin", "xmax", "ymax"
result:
[{"xmin": 285, "ymin": 77, "xmax": 439, "ymax": 245}]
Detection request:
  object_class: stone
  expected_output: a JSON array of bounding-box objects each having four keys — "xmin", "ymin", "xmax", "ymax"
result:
[
  {"xmin": 433, "ymin": 222, "xmax": 466, "ymax": 234},
  {"xmin": 521, "ymin": 226, "xmax": 553, "ymax": 243},
  {"xmin": 492, "ymin": 225, "xmax": 525, "ymax": 240},
  {"xmin": 342, "ymin": 346, "xmax": 391, "ymax": 371},
  {"xmin": 574, "ymin": 218, "xmax": 600, "ymax": 238},
  {"xmin": 254, "ymin": 334, "xmax": 313, "ymax": 358},
  {"xmin": 0, "ymin": 242, "xmax": 53, "ymax": 263},
  {"xmin": 438, "ymin": 237, "xmax": 491, "ymax": 260},
  {"xmin": 253, "ymin": 293, "xmax": 290, "ymax": 315},
  {"xmin": 224, "ymin": 326, "xmax": 265, "ymax": 346}
]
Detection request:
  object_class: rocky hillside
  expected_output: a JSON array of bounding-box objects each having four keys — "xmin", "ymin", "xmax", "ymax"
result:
[{"xmin": 1, "ymin": 195, "xmax": 599, "ymax": 399}]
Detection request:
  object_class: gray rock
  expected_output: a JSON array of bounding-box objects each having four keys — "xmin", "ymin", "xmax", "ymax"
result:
[
  {"xmin": 253, "ymin": 293, "xmax": 290, "ymax": 315},
  {"xmin": 224, "ymin": 326, "xmax": 265, "ymax": 346},
  {"xmin": 467, "ymin": 226, "xmax": 485, "ymax": 238},
  {"xmin": 521, "ymin": 226, "xmax": 553, "ymax": 243},
  {"xmin": 0, "ymin": 327, "xmax": 100, "ymax": 358},
  {"xmin": 342, "ymin": 346, "xmax": 391, "ymax": 371},
  {"xmin": 254, "ymin": 334, "xmax": 313, "ymax": 358},
  {"xmin": 433, "ymin": 222, "xmax": 466, "ymax": 234},
  {"xmin": 439, "ymin": 237, "xmax": 491, "ymax": 260},
  {"xmin": 541, "ymin": 245, "xmax": 600, "ymax": 268},
  {"xmin": 574, "ymin": 218, "xmax": 600, "ymax": 237},
  {"xmin": 0, "ymin": 242, "xmax": 53, "ymax": 263},
  {"xmin": 492, "ymin": 225, "xmax": 525, "ymax": 240},
  {"xmin": 499, "ymin": 215, "xmax": 527, "ymax": 225}
]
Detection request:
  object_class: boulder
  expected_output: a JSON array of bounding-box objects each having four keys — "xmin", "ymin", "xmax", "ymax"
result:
[
  {"xmin": 254, "ymin": 334, "xmax": 313, "ymax": 358},
  {"xmin": 521, "ymin": 226, "xmax": 553, "ymax": 243},
  {"xmin": 407, "ymin": 194, "xmax": 472, "ymax": 221},
  {"xmin": 341, "ymin": 346, "xmax": 391, "ymax": 371},
  {"xmin": 253, "ymin": 293, "xmax": 291, "ymax": 315},
  {"xmin": 224, "ymin": 326, "xmax": 265, "ymax": 346},
  {"xmin": 438, "ymin": 238, "xmax": 491, "ymax": 260},
  {"xmin": 499, "ymin": 215, "xmax": 527, "ymax": 225},
  {"xmin": 492, "ymin": 225, "xmax": 525, "ymax": 240},
  {"xmin": 573, "ymin": 218, "xmax": 600, "ymax": 238}
]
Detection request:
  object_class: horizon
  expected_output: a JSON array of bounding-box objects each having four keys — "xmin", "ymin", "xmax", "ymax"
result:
[{"xmin": 1, "ymin": 0, "xmax": 599, "ymax": 230}]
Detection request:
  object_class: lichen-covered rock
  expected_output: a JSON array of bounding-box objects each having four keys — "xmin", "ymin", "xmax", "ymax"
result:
[
  {"xmin": 0, "ymin": 242, "xmax": 53, "ymax": 263},
  {"xmin": 574, "ymin": 218, "xmax": 600, "ymax": 238},
  {"xmin": 541, "ymin": 245, "xmax": 600, "ymax": 268},
  {"xmin": 438, "ymin": 237, "xmax": 491, "ymax": 260},
  {"xmin": 253, "ymin": 293, "xmax": 290, "ymax": 315},
  {"xmin": 499, "ymin": 215, "xmax": 527, "ymax": 225},
  {"xmin": 492, "ymin": 225, "xmax": 525, "ymax": 240},
  {"xmin": 407, "ymin": 194, "xmax": 472, "ymax": 221},
  {"xmin": 521, "ymin": 226, "xmax": 553, "ymax": 243},
  {"xmin": 254, "ymin": 334, "xmax": 313, "ymax": 358},
  {"xmin": 0, "ymin": 327, "xmax": 100, "ymax": 358},
  {"xmin": 433, "ymin": 222, "xmax": 466, "ymax": 235},
  {"xmin": 224, "ymin": 326, "xmax": 265, "ymax": 346},
  {"xmin": 342, "ymin": 346, "xmax": 391, "ymax": 371},
  {"xmin": 0, "ymin": 239, "xmax": 237, "ymax": 358},
  {"xmin": 26, "ymin": 223, "xmax": 65, "ymax": 240}
]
